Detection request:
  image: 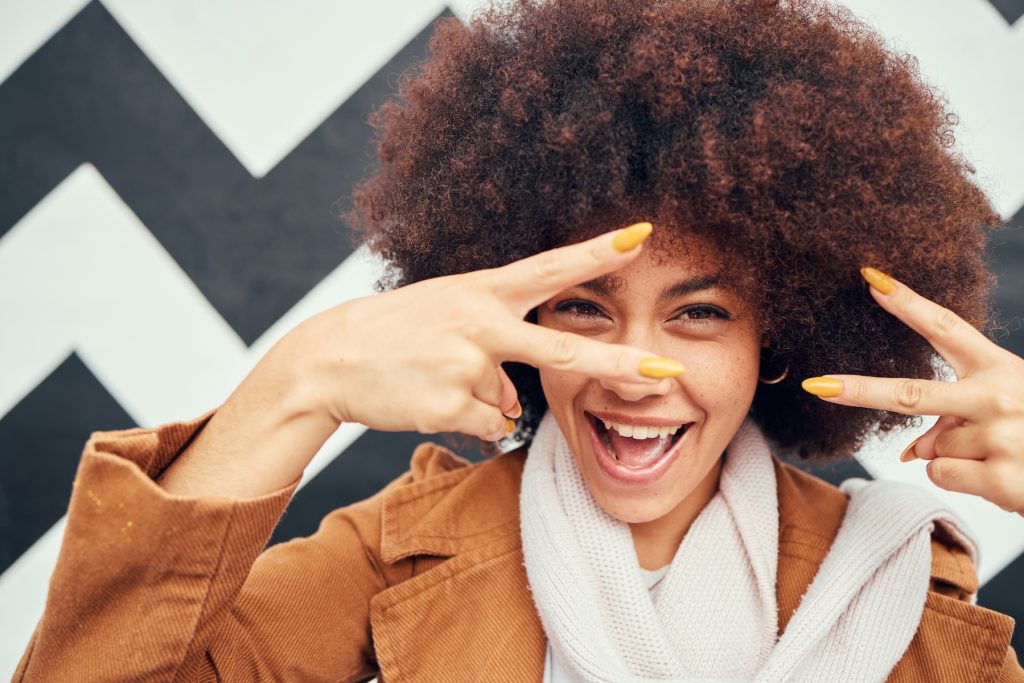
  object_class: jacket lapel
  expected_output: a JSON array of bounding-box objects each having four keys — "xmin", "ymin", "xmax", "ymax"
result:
[{"xmin": 369, "ymin": 446, "xmax": 546, "ymax": 682}]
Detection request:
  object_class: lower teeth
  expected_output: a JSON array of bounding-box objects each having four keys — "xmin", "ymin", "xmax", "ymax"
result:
[{"xmin": 605, "ymin": 434, "xmax": 673, "ymax": 469}]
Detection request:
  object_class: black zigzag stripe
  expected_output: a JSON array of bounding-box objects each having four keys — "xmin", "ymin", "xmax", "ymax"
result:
[
  {"xmin": 0, "ymin": 1, "xmax": 448, "ymax": 345},
  {"xmin": 987, "ymin": 0, "xmax": 1024, "ymax": 25}
]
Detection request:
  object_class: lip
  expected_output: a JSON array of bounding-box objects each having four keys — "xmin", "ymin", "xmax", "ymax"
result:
[
  {"xmin": 585, "ymin": 411, "xmax": 692, "ymax": 486},
  {"xmin": 588, "ymin": 410, "xmax": 692, "ymax": 428}
]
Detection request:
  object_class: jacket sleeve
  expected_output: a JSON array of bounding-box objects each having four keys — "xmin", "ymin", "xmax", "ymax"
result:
[
  {"xmin": 12, "ymin": 407, "xmax": 399, "ymax": 683},
  {"xmin": 999, "ymin": 644, "xmax": 1024, "ymax": 682}
]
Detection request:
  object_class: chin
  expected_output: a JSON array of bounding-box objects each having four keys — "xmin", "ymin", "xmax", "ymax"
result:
[{"xmin": 591, "ymin": 491, "xmax": 682, "ymax": 524}]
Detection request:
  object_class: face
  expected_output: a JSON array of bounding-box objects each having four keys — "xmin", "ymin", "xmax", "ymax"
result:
[{"xmin": 535, "ymin": 233, "xmax": 763, "ymax": 526}]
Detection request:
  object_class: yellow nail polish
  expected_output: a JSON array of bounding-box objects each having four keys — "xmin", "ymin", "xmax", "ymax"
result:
[
  {"xmin": 899, "ymin": 436, "xmax": 921, "ymax": 462},
  {"xmin": 508, "ymin": 399, "xmax": 523, "ymax": 419},
  {"xmin": 506, "ymin": 419, "xmax": 516, "ymax": 435},
  {"xmin": 801, "ymin": 376, "xmax": 844, "ymax": 398},
  {"xmin": 638, "ymin": 356, "xmax": 685, "ymax": 379},
  {"xmin": 860, "ymin": 266, "xmax": 896, "ymax": 295},
  {"xmin": 611, "ymin": 222, "xmax": 653, "ymax": 252}
]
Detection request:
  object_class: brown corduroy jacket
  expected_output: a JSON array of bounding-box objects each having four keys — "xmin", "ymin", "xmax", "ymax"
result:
[{"xmin": 13, "ymin": 407, "xmax": 1024, "ymax": 682}]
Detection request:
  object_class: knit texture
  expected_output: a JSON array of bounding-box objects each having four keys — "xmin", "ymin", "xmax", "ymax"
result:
[{"xmin": 520, "ymin": 412, "xmax": 982, "ymax": 683}]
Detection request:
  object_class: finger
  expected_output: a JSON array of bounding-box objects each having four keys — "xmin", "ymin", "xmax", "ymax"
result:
[
  {"xmin": 900, "ymin": 414, "xmax": 963, "ymax": 462},
  {"xmin": 801, "ymin": 374, "xmax": 985, "ymax": 420},
  {"xmin": 860, "ymin": 267, "xmax": 1000, "ymax": 377},
  {"xmin": 933, "ymin": 420, "xmax": 1017, "ymax": 462},
  {"xmin": 471, "ymin": 365, "xmax": 505, "ymax": 409},
  {"xmin": 924, "ymin": 457, "xmax": 990, "ymax": 499},
  {"xmin": 484, "ymin": 222, "xmax": 653, "ymax": 312},
  {"xmin": 490, "ymin": 321, "xmax": 685, "ymax": 383},
  {"xmin": 497, "ymin": 365, "xmax": 521, "ymax": 418},
  {"xmin": 471, "ymin": 365, "xmax": 521, "ymax": 418},
  {"xmin": 454, "ymin": 399, "xmax": 516, "ymax": 442}
]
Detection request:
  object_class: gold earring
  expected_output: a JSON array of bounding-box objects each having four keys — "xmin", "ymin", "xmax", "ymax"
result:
[
  {"xmin": 758, "ymin": 347, "xmax": 789, "ymax": 385},
  {"xmin": 759, "ymin": 365, "xmax": 789, "ymax": 384}
]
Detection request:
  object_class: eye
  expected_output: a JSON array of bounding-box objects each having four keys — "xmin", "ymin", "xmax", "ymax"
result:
[
  {"xmin": 673, "ymin": 304, "xmax": 730, "ymax": 325},
  {"xmin": 553, "ymin": 299, "xmax": 608, "ymax": 319}
]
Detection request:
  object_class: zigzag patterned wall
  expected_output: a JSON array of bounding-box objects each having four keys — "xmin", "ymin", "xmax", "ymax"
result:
[{"xmin": 1, "ymin": 0, "xmax": 1022, "ymax": 677}]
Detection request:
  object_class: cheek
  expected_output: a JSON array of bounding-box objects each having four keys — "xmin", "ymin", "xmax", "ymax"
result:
[
  {"xmin": 668, "ymin": 339, "xmax": 762, "ymax": 409},
  {"xmin": 538, "ymin": 368, "xmax": 586, "ymax": 412}
]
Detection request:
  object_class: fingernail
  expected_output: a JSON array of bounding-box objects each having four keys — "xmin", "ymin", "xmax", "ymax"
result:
[
  {"xmin": 801, "ymin": 376, "xmax": 844, "ymax": 398},
  {"xmin": 860, "ymin": 266, "xmax": 896, "ymax": 295},
  {"xmin": 506, "ymin": 399, "xmax": 522, "ymax": 419},
  {"xmin": 638, "ymin": 356, "xmax": 685, "ymax": 379},
  {"xmin": 505, "ymin": 419, "xmax": 516, "ymax": 435},
  {"xmin": 611, "ymin": 222, "xmax": 653, "ymax": 252},
  {"xmin": 900, "ymin": 436, "xmax": 921, "ymax": 462}
]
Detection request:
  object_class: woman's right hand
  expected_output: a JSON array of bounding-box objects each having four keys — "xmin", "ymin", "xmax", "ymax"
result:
[
  {"xmin": 284, "ymin": 222, "xmax": 684, "ymax": 442},
  {"xmin": 157, "ymin": 222, "xmax": 685, "ymax": 499}
]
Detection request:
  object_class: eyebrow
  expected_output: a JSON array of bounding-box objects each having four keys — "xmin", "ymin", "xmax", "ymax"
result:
[{"xmin": 578, "ymin": 273, "xmax": 722, "ymax": 301}]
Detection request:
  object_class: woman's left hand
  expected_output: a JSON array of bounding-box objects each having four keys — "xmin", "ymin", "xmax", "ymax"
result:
[{"xmin": 801, "ymin": 267, "xmax": 1024, "ymax": 516}]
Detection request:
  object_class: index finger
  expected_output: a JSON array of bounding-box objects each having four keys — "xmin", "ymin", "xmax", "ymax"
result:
[
  {"xmin": 861, "ymin": 267, "xmax": 1001, "ymax": 377},
  {"xmin": 489, "ymin": 319, "xmax": 686, "ymax": 384},
  {"xmin": 802, "ymin": 373, "xmax": 985, "ymax": 421},
  {"xmin": 485, "ymin": 222, "xmax": 653, "ymax": 312}
]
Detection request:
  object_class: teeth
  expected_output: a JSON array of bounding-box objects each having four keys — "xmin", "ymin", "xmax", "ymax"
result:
[{"xmin": 601, "ymin": 419, "xmax": 684, "ymax": 440}]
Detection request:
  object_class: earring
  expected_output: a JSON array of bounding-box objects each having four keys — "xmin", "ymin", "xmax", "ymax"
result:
[{"xmin": 758, "ymin": 347, "xmax": 790, "ymax": 385}]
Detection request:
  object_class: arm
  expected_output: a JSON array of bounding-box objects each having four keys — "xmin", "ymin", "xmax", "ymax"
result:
[{"xmin": 12, "ymin": 407, "xmax": 401, "ymax": 682}]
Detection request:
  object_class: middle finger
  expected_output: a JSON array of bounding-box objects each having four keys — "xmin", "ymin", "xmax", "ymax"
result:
[{"xmin": 862, "ymin": 267, "xmax": 1000, "ymax": 378}]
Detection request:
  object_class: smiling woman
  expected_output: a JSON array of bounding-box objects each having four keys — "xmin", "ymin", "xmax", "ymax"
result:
[
  {"xmin": 12, "ymin": 0, "xmax": 1024, "ymax": 681},
  {"xmin": 534, "ymin": 234, "xmax": 764, "ymax": 568}
]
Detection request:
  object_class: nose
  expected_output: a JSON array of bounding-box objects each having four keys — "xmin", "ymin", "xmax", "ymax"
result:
[
  {"xmin": 599, "ymin": 325, "xmax": 680, "ymax": 400},
  {"xmin": 598, "ymin": 374, "xmax": 676, "ymax": 401}
]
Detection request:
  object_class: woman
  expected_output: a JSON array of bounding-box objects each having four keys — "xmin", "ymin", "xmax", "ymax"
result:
[{"xmin": 14, "ymin": 0, "xmax": 1024, "ymax": 680}]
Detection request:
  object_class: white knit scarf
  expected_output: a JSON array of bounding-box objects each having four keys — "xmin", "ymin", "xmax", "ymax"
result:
[{"xmin": 519, "ymin": 411, "xmax": 980, "ymax": 683}]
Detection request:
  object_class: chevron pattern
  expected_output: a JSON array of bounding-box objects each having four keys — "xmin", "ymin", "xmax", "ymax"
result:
[
  {"xmin": 1, "ymin": 1, "xmax": 1022, "ymax": 678},
  {"xmin": 989, "ymin": 0, "xmax": 1024, "ymax": 24}
]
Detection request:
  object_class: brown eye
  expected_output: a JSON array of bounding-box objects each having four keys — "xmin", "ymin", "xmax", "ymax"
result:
[
  {"xmin": 554, "ymin": 300, "xmax": 607, "ymax": 319},
  {"xmin": 674, "ymin": 304, "xmax": 730, "ymax": 325}
]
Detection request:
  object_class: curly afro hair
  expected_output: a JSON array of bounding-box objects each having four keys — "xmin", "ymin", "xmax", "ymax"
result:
[{"xmin": 344, "ymin": 0, "xmax": 1004, "ymax": 460}]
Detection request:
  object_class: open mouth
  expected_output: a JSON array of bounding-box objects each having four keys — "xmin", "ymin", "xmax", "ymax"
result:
[{"xmin": 585, "ymin": 411, "xmax": 692, "ymax": 484}]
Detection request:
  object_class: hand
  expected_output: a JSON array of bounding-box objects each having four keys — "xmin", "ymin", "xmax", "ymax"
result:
[
  {"xmin": 800, "ymin": 267, "xmax": 1024, "ymax": 516},
  {"xmin": 285, "ymin": 222, "xmax": 685, "ymax": 442}
]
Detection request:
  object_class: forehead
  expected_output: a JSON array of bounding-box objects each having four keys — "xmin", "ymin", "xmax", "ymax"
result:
[{"xmin": 578, "ymin": 229, "xmax": 728, "ymax": 294}]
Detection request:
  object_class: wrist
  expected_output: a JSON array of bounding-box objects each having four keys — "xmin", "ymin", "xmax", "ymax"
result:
[{"xmin": 278, "ymin": 313, "xmax": 352, "ymax": 427}]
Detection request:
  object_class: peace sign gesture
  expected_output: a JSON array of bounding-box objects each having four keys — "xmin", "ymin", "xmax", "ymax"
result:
[
  {"xmin": 288, "ymin": 222, "xmax": 685, "ymax": 443},
  {"xmin": 801, "ymin": 267, "xmax": 1024, "ymax": 515}
]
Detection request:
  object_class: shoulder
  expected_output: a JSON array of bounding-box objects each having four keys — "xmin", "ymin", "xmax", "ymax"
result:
[
  {"xmin": 328, "ymin": 441, "xmax": 525, "ymax": 569},
  {"xmin": 770, "ymin": 456, "xmax": 979, "ymax": 600}
]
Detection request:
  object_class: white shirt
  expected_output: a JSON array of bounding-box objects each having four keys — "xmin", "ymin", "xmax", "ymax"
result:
[{"xmin": 542, "ymin": 565, "xmax": 671, "ymax": 682}]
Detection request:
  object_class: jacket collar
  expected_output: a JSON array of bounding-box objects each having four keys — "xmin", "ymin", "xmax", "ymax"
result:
[{"xmin": 370, "ymin": 443, "xmax": 1014, "ymax": 682}]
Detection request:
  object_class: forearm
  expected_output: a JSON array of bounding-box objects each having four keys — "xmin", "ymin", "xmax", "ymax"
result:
[{"xmin": 157, "ymin": 333, "xmax": 340, "ymax": 499}]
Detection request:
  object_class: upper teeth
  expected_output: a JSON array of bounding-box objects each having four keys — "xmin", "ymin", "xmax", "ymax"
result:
[{"xmin": 602, "ymin": 420, "xmax": 683, "ymax": 440}]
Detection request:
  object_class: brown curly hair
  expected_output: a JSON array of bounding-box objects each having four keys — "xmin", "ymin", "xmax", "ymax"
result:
[{"xmin": 343, "ymin": 0, "xmax": 1004, "ymax": 460}]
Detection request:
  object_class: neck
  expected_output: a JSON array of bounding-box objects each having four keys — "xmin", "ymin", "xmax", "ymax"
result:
[{"xmin": 629, "ymin": 455, "xmax": 724, "ymax": 570}]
